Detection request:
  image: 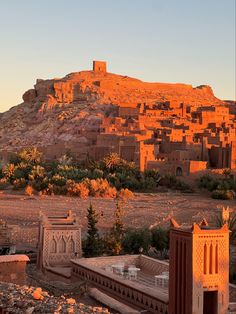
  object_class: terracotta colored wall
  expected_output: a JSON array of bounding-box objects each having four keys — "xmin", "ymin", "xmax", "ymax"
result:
[
  {"xmin": 93, "ymin": 61, "xmax": 106, "ymax": 73},
  {"xmin": 0, "ymin": 261, "xmax": 27, "ymax": 285}
]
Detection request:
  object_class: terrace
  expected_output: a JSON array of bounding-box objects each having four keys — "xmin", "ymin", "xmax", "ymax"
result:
[{"xmin": 71, "ymin": 254, "xmax": 169, "ymax": 314}]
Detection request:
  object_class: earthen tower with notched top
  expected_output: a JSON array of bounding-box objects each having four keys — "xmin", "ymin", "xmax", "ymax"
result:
[{"xmin": 169, "ymin": 219, "xmax": 229, "ymax": 314}]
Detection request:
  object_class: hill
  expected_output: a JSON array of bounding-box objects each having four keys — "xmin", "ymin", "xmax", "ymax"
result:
[{"xmin": 0, "ymin": 61, "xmax": 222, "ymax": 153}]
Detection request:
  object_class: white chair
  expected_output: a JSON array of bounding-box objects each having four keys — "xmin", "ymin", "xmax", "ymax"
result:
[
  {"xmin": 162, "ymin": 271, "xmax": 169, "ymax": 278},
  {"xmin": 155, "ymin": 274, "xmax": 169, "ymax": 287},
  {"xmin": 128, "ymin": 266, "xmax": 140, "ymax": 280},
  {"xmin": 105, "ymin": 266, "xmax": 113, "ymax": 273}
]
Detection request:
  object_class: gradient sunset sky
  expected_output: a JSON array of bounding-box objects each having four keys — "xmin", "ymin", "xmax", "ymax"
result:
[{"xmin": 0, "ymin": 0, "xmax": 235, "ymax": 112}]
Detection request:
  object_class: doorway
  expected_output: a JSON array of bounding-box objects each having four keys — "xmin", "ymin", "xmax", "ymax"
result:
[
  {"xmin": 176, "ymin": 166, "xmax": 183, "ymax": 176},
  {"xmin": 203, "ymin": 291, "xmax": 218, "ymax": 314}
]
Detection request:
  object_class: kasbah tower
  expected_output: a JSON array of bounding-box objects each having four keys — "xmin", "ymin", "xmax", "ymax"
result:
[{"xmin": 169, "ymin": 216, "xmax": 229, "ymax": 314}]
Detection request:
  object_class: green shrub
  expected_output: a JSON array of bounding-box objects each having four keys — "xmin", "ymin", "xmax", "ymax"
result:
[
  {"xmin": 12, "ymin": 178, "xmax": 27, "ymax": 190},
  {"xmin": 151, "ymin": 227, "xmax": 169, "ymax": 252},
  {"xmin": 122, "ymin": 227, "xmax": 152, "ymax": 254},
  {"xmin": 0, "ymin": 167, "xmax": 4, "ymax": 179},
  {"xmin": 160, "ymin": 174, "xmax": 192, "ymax": 192},
  {"xmin": 0, "ymin": 178, "xmax": 10, "ymax": 190},
  {"xmin": 199, "ymin": 174, "xmax": 236, "ymax": 193},
  {"xmin": 211, "ymin": 189, "xmax": 234, "ymax": 200},
  {"xmin": 91, "ymin": 168, "xmax": 104, "ymax": 179},
  {"xmin": 51, "ymin": 174, "xmax": 67, "ymax": 187}
]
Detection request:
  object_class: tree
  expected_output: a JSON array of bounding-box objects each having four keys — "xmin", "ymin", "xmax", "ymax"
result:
[
  {"xmin": 18, "ymin": 147, "xmax": 42, "ymax": 164},
  {"xmin": 151, "ymin": 227, "xmax": 169, "ymax": 257},
  {"xmin": 108, "ymin": 198, "xmax": 125, "ymax": 255},
  {"xmin": 83, "ymin": 203, "xmax": 101, "ymax": 257},
  {"xmin": 3, "ymin": 163, "xmax": 16, "ymax": 183},
  {"xmin": 122, "ymin": 227, "xmax": 152, "ymax": 254},
  {"xmin": 103, "ymin": 153, "xmax": 121, "ymax": 172},
  {"xmin": 216, "ymin": 208, "xmax": 236, "ymax": 242}
]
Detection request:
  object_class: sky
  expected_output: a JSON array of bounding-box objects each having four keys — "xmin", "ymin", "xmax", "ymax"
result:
[{"xmin": 0, "ymin": 0, "xmax": 235, "ymax": 112}]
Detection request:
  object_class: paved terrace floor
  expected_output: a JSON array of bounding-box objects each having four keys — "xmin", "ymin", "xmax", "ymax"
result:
[{"xmin": 101, "ymin": 267, "xmax": 169, "ymax": 296}]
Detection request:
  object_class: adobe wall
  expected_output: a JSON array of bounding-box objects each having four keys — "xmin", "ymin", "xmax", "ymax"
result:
[
  {"xmin": 139, "ymin": 255, "xmax": 169, "ymax": 275},
  {"xmin": 118, "ymin": 106, "xmax": 140, "ymax": 118},
  {"xmin": 0, "ymin": 255, "xmax": 29, "ymax": 285},
  {"xmin": 189, "ymin": 161, "xmax": 207, "ymax": 173},
  {"xmin": 139, "ymin": 143, "xmax": 156, "ymax": 171},
  {"xmin": 75, "ymin": 255, "xmax": 139, "ymax": 268},
  {"xmin": 93, "ymin": 61, "xmax": 107, "ymax": 73}
]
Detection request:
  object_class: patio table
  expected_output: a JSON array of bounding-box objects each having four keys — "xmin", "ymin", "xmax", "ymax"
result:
[
  {"xmin": 154, "ymin": 274, "xmax": 169, "ymax": 287},
  {"xmin": 128, "ymin": 267, "xmax": 140, "ymax": 280}
]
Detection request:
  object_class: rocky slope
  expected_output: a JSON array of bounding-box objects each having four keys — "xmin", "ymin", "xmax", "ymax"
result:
[
  {"xmin": 0, "ymin": 65, "xmax": 223, "ymax": 152},
  {"xmin": 0, "ymin": 282, "xmax": 110, "ymax": 313}
]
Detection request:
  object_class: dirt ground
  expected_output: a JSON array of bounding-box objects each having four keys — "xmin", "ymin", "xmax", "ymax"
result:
[{"xmin": 0, "ymin": 190, "xmax": 235, "ymax": 250}]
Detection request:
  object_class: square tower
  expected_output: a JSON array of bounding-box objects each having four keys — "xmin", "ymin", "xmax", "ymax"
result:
[
  {"xmin": 169, "ymin": 219, "xmax": 229, "ymax": 314},
  {"xmin": 93, "ymin": 60, "xmax": 107, "ymax": 73},
  {"xmin": 37, "ymin": 211, "xmax": 82, "ymax": 270}
]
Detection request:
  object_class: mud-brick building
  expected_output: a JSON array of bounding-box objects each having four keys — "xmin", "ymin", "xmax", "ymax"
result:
[
  {"xmin": 169, "ymin": 219, "xmax": 229, "ymax": 314},
  {"xmin": 37, "ymin": 211, "xmax": 82, "ymax": 271}
]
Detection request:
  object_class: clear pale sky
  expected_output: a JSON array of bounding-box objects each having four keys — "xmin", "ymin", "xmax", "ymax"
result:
[{"xmin": 0, "ymin": 0, "xmax": 235, "ymax": 112}]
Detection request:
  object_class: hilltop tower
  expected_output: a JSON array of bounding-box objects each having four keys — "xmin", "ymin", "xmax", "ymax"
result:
[
  {"xmin": 93, "ymin": 60, "xmax": 107, "ymax": 73},
  {"xmin": 169, "ymin": 218, "xmax": 229, "ymax": 314}
]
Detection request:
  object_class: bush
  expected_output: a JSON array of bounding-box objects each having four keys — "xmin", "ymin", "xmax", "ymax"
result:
[
  {"xmin": 151, "ymin": 227, "xmax": 169, "ymax": 252},
  {"xmin": 117, "ymin": 188, "xmax": 134, "ymax": 201},
  {"xmin": 160, "ymin": 174, "xmax": 192, "ymax": 192},
  {"xmin": 25, "ymin": 185, "xmax": 34, "ymax": 196},
  {"xmin": 0, "ymin": 167, "xmax": 4, "ymax": 179},
  {"xmin": 51, "ymin": 175, "xmax": 67, "ymax": 187},
  {"xmin": 211, "ymin": 189, "xmax": 234, "ymax": 200},
  {"xmin": 66, "ymin": 180, "xmax": 89, "ymax": 198},
  {"xmin": 3, "ymin": 163, "xmax": 16, "ymax": 182},
  {"xmin": 57, "ymin": 165, "xmax": 89, "ymax": 181},
  {"xmin": 0, "ymin": 178, "xmax": 10, "ymax": 190},
  {"xmin": 122, "ymin": 228, "xmax": 152, "ymax": 254},
  {"xmin": 198, "ymin": 174, "xmax": 236, "ymax": 193},
  {"xmin": 91, "ymin": 168, "xmax": 104, "ymax": 179},
  {"xmin": 85, "ymin": 178, "xmax": 117, "ymax": 198},
  {"xmin": 31, "ymin": 177, "xmax": 49, "ymax": 192},
  {"xmin": 12, "ymin": 178, "xmax": 27, "ymax": 190}
]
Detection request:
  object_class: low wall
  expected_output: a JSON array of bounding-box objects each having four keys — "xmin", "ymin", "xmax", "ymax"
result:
[
  {"xmin": 0, "ymin": 255, "xmax": 29, "ymax": 285},
  {"xmin": 74, "ymin": 255, "xmax": 139, "ymax": 268},
  {"xmin": 139, "ymin": 255, "xmax": 169, "ymax": 275}
]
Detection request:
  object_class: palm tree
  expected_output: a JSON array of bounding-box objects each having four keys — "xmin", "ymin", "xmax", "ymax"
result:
[
  {"xmin": 103, "ymin": 153, "xmax": 121, "ymax": 171},
  {"xmin": 18, "ymin": 147, "xmax": 42, "ymax": 164}
]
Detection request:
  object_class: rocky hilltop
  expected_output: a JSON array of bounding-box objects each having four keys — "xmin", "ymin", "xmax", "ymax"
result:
[{"xmin": 0, "ymin": 61, "xmax": 223, "ymax": 155}]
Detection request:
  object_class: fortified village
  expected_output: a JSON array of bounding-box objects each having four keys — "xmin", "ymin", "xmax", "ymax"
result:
[
  {"xmin": 0, "ymin": 61, "xmax": 235, "ymax": 177},
  {"xmin": 0, "ymin": 209, "xmax": 236, "ymax": 313},
  {"xmin": 0, "ymin": 62, "xmax": 235, "ymax": 313}
]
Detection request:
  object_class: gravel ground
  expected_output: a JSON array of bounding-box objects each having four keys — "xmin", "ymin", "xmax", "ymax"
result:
[{"xmin": 0, "ymin": 190, "xmax": 235, "ymax": 250}]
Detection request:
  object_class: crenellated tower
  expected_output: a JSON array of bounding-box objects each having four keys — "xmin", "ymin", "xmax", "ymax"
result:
[{"xmin": 169, "ymin": 218, "xmax": 229, "ymax": 314}]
